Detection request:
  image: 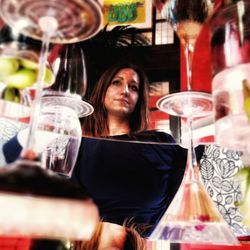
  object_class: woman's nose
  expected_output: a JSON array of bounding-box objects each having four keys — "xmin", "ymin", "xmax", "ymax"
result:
[{"xmin": 121, "ymin": 84, "xmax": 129, "ymax": 94}]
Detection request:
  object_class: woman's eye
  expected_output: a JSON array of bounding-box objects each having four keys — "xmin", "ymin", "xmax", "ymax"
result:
[
  {"xmin": 111, "ymin": 80, "xmax": 121, "ymax": 85},
  {"xmin": 130, "ymin": 85, "xmax": 139, "ymax": 92}
]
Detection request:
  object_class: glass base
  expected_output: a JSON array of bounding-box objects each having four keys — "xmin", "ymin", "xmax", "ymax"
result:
[
  {"xmin": 157, "ymin": 91, "xmax": 213, "ymax": 118},
  {"xmin": 0, "ymin": 0, "xmax": 103, "ymax": 43}
]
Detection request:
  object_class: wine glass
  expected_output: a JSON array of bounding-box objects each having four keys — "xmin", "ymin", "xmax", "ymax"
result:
[
  {"xmin": 38, "ymin": 44, "xmax": 94, "ymax": 178},
  {"xmin": 0, "ymin": 0, "xmax": 102, "ymax": 242},
  {"xmin": 42, "ymin": 43, "xmax": 94, "ymax": 118},
  {"xmin": 160, "ymin": 0, "xmax": 214, "ymax": 119}
]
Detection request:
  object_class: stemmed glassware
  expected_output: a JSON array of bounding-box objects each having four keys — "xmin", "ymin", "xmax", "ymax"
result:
[
  {"xmin": 150, "ymin": 0, "xmax": 239, "ymax": 245},
  {"xmin": 38, "ymin": 44, "xmax": 94, "ymax": 178},
  {"xmin": 0, "ymin": 0, "xmax": 102, "ymax": 241},
  {"xmin": 150, "ymin": 95, "xmax": 239, "ymax": 244},
  {"xmin": 160, "ymin": 0, "xmax": 214, "ymax": 119}
]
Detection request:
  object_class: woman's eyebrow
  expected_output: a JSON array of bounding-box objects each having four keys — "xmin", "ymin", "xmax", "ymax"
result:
[
  {"xmin": 112, "ymin": 76, "xmax": 122, "ymax": 80},
  {"xmin": 113, "ymin": 75, "xmax": 139, "ymax": 84},
  {"xmin": 130, "ymin": 80, "xmax": 139, "ymax": 85}
]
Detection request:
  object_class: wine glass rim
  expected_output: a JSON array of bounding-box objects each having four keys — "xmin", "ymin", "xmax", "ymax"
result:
[
  {"xmin": 41, "ymin": 94, "xmax": 94, "ymax": 118},
  {"xmin": 210, "ymin": 1, "xmax": 250, "ymax": 25}
]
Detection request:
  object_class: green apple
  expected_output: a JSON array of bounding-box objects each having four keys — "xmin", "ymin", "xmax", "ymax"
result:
[
  {"xmin": 43, "ymin": 68, "xmax": 54, "ymax": 85},
  {"xmin": 238, "ymin": 188, "xmax": 250, "ymax": 226},
  {"xmin": 4, "ymin": 68, "xmax": 37, "ymax": 89},
  {"xmin": 0, "ymin": 57, "xmax": 19, "ymax": 77},
  {"xmin": 236, "ymin": 167, "xmax": 250, "ymax": 227},
  {"xmin": 20, "ymin": 58, "xmax": 38, "ymax": 70},
  {"xmin": 2, "ymin": 87, "xmax": 21, "ymax": 103},
  {"xmin": 21, "ymin": 59, "xmax": 54, "ymax": 85},
  {"xmin": 21, "ymin": 60, "xmax": 53, "ymax": 85},
  {"xmin": 237, "ymin": 167, "xmax": 250, "ymax": 194}
]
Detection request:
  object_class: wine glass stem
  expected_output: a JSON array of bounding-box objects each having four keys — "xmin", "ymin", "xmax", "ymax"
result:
[
  {"xmin": 185, "ymin": 42, "xmax": 194, "ymax": 91},
  {"xmin": 24, "ymin": 33, "xmax": 51, "ymax": 151},
  {"xmin": 186, "ymin": 115, "xmax": 199, "ymax": 182}
]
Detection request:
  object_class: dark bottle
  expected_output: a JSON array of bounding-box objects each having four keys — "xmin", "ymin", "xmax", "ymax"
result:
[{"xmin": 30, "ymin": 239, "xmax": 72, "ymax": 250}]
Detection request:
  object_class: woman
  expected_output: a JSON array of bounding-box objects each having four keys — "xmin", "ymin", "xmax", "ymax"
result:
[
  {"xmin": 3, "ymin": 62, "xmax": 202, "ymax": 249},
  {"xmin": 70, "ymin": 62, "xmax": 193, "ymax": 247}
]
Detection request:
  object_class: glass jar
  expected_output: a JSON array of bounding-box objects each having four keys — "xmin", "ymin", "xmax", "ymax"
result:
[
  {"xmin": 37, "ymin": 104, "xmax": 82, "ymax": 178},
  {"xmin": 210, "ymin": 0, "xmax": 250, "ymax": 151}
]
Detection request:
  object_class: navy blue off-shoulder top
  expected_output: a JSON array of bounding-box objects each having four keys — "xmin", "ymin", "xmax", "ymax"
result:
[{"xmin": 3, "ymin": 130, "xmax": 204, "ymax": 237}]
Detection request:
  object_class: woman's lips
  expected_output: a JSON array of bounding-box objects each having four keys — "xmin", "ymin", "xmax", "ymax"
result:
[{"xmin": 115, "ymin": 98, "xmax": 129, "ymax": 105}]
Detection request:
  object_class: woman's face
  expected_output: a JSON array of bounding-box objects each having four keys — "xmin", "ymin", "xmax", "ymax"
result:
[{"xmin": 104, "ymin": 68, "xmax": 140, "ymax": 118}]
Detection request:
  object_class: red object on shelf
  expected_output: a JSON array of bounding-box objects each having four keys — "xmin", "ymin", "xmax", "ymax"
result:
[
  {"xmin": 149, "ymin": 95, "xmax": 169, "ymax": 130},
  {"xmin": 181, "ymin": 243, "xmax": 250, "ymax": 250},
  {"xmin": 18, "ymin": 117, "xmax": 30, "ymax": 124},
  {"xmin": 180, "ymin": 0, "xmax": 224, "ymax": 93},
  {"xmin": 146, "ymin": 241, "xmax": 250, "ymax": 250},
  {"xmin": 0, "ymin": 237, "xmax": 31, "ymax": 250}
]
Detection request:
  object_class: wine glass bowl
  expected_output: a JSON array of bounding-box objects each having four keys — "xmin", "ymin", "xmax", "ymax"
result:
[
  {"xmin": 48, "ymin": 44, "xmax": 87, "ymax": 97},
  {"xmin": 163, "ymin": 0, "xmax": 214, "ymax": 46},
  {"xmin": 0, "ymin": 0, "xmax": 103, "ymax": 44},
  {"xmin": 37, "ymin": 105, "xmax": 83, "ymax": 178},
  {"xmin": 42, "ymin": 43, "xmax": 94, "ymax": 118}
]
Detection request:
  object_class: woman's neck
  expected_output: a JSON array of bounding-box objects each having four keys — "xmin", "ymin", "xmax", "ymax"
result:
[
  {"xmin": 99, "ymin": 222, "xmax": 127, "ymax": 249},
  {"xmin": 107, "ymin": 115, "xmax": 130, "ymax": 136}
]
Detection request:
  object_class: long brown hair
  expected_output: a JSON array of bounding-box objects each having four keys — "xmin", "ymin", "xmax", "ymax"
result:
[
  {"xmin": 72, "ymin": 221, "xmax": 147, "ymax": 250},
  {"xmin": 83, "ymin": 62, "xmax": 149, "ymax": 137}
]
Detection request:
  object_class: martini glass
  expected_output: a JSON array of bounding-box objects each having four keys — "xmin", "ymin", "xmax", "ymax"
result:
[{"xmin": 0, "ymin": 0, "xmax": 102, "ymax": 242}]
